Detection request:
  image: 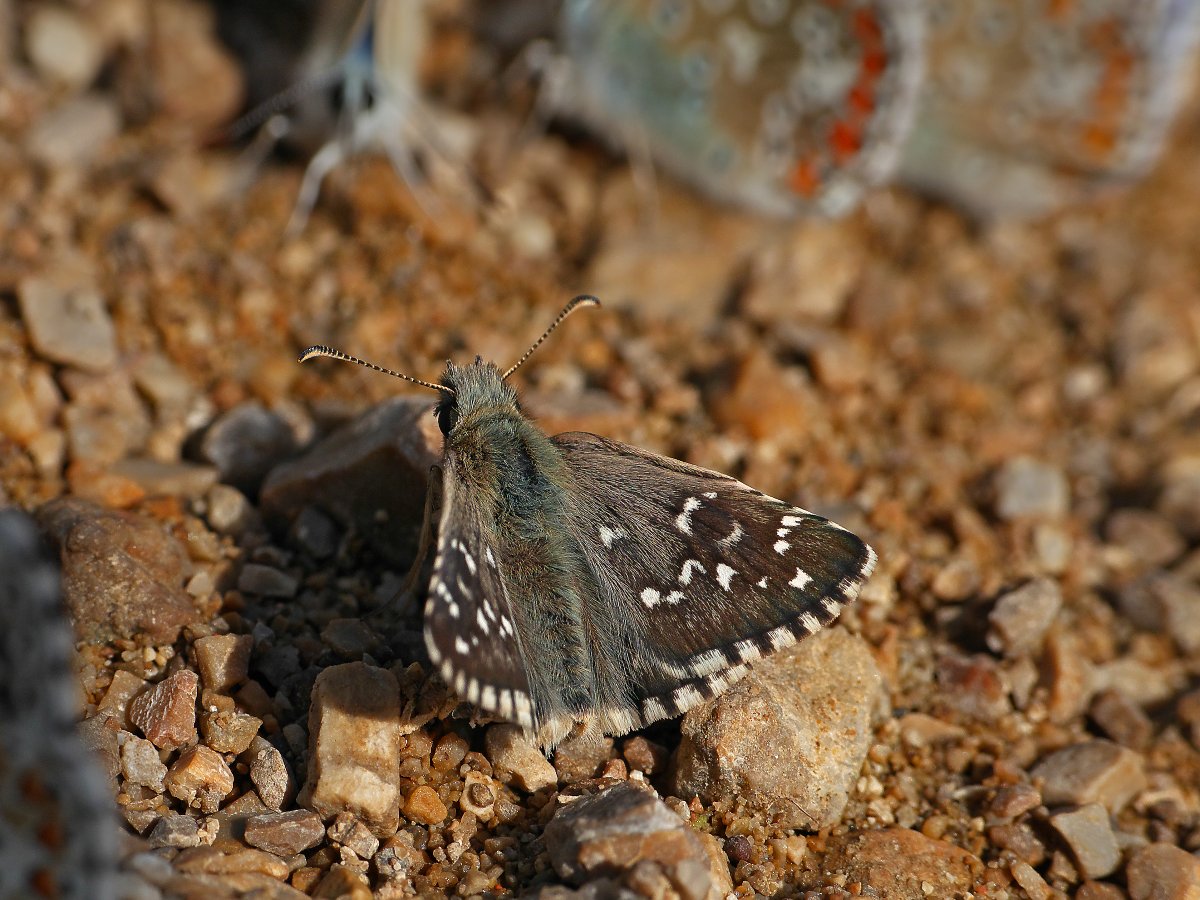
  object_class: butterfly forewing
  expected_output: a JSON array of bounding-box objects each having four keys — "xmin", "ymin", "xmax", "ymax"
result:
[
  {"xmin": 551, "ymin": 432, "xmax": 876, "ymax": 728},
  {"xmin": 424, "ymin": 472, "xmax": 539, "ymax": 731}
]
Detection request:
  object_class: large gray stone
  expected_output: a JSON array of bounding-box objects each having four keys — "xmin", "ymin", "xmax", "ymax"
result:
[{"xmin": 672, "ymin": 628, "xmax": 883, "ymax": 828}]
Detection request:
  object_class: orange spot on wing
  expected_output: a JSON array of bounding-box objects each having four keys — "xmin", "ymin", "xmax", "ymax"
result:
[
  {"xmin": 849, "ymin": 83, "xmax": 875, "ymax": 117},
  {"xmin": 788, "ymin": 160, "xmax": 819, "ymax": 196},
  {"xmin": 830, "ymin": 122, "xmax": 862, "ymax": 162}
]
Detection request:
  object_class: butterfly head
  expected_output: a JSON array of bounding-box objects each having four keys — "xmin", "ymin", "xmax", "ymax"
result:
[{"xmin": 434, "ymin": 357, "xmax": 518, "ymax": 436}]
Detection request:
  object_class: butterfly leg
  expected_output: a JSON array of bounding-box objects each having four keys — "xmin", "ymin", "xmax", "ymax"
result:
[
  {"xmin": 364, "ymin": 465, "xmax": 442, "ymax": 642},
  {"xmin": 400, "ymin": 464, "xmax": 443, "ymax": 598}
]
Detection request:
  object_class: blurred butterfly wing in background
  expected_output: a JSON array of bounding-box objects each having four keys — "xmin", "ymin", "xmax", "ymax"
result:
[
  {"xmin": 899, "ymin": 0, "xmax": 1200, "ymax": 219},
  {"xmin": 0, "ymin": 510, "xmax": 117, "ymax": 900},
  {"xmin": 558, "ymin": 0, "xmax": 925, "ymax": 217}
]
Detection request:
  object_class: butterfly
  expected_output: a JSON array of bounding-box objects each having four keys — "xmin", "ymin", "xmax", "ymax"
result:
[
  {"xmin": 899, "ymin": 0, "xmax": 1200, "ymax": 219},
  {"xmin": 0, "ymin": 509, "xmax": 118, "ymax": 899},
  {"xmin": 300, "ymin": 296, "xmax": 876, "ymax": 748},
  {"xmin": 552, "ymin": 0, "xmax": 926, "ymax": 217}
]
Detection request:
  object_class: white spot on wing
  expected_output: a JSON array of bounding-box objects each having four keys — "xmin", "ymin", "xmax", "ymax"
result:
[
  {"xmin": 702, "ymin": 491, "xmax": 717, "ymax": 499},
  {"xmin": 822, "ymin": 597, "xmax": 841, "ymax": 616},
  {"xmin": 774, "ymin": 539, "xmax": 790, "ymax": 555},
  {"xmin": 675, "ymin": 496, "xmax": 702, "ymax": 535},
  {"xmin": 863, "ymin": 545, "xmax": 878, "ymax": 576},
  {"xmin": 790, "ymin": 567, "xmax": 813, "ymax": 589},
  {"xmin": 799, "ymin": 612, "xmax": 821, "ymax": 633},
  {"xmin": 756, "ymin": 577, "xmax": 767, "ymax": 589},
  {"xmin": 641, "ymin": 587, "xmax": 683, "ymax": 608},
  {"xmin": 672, "ymin": 684, "xmax": 704, "ymax": 710},
  {"xmin": 455, "ymin": 637, "xmax": 469, "ymax": 655},
  {"xmin": 734, "ymin": 639, "xmax": 759, "ymax": 662},
  {"xmin": 717, "ymin": 564, "xmax": 737, "ymax": 591},
  {"xmin": 688, "ymin": 648, "xmax": 730, "ymax": 677},
  {"xmin": 781, "ymin": 515, "xmax": 804, "ymax": 528},
  {"xmin": 599, "ymin": 526, "xmax": 626, "ymax": 548},
  {"xmin": 679, "ymin": 560, "xmax": 705, "ymax": 586},
  {"xmin": 642, "ymin": 697, "xmax": 668, "ymax": 722},
  {"xmin": 719, "ymin": 522, "xmax": 744, "ymax": 547},
  {"xmin": 485, "ymin": 546, "xmax": 496, "ymax": 567},
  {"xmin": 476, "ymin": 609, "xmax": 489, "ymax": 633},
  {"xmin": 481, "ymin": 685, "xmax": 497, "ymax": 710},
  {"xmin": 768, "ymin": 627, "xmax": 792, "ymax": 651},
  {"xmin": 513, "ymin": 692, "xmax": 533, "ymax": 726}
]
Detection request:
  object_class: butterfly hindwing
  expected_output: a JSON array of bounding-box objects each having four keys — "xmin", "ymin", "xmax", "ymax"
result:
[
  {"xmin": 423, "ymin": 470, "xmax": 539, "ymax": 730},
  {"xmin": 551, "ymin": 432, "xmax": 876, "ymax": 729}
]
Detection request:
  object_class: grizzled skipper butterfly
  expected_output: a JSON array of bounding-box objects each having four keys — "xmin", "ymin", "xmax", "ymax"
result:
[{"xmin": 301, "ymin": 295, "xmax": 876, "ymax": 748}]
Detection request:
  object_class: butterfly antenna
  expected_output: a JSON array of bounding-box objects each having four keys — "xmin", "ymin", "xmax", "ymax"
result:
[
  {"xmin": 502, "ymin": 294, "xmax": 600, "ymax": 380},
  {"xmin": 299, "ymin": 345, "xmax": 450, "ymax": 394}
]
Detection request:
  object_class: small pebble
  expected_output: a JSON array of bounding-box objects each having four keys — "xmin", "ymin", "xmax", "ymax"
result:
[
  {"xmin": 485, "ymin": 724, "xmax": 557, "ymax": 793},
  {"xmin": 298, "ymin": 663, "xmax": 403, "ymax": 835},
  {"xmin": 459, "ymin": 771, "xmax": 496, "ymax": 820},
  {"xmin": 194, "ymin": 633, "xmax": 253, "ymax": 693},
  {"xmin": 129, "ymin": 669, "xmax": 199, "ymax": 751},
  {"xmin": 18, "ymin": 275, "xmax": 117, "ymax": 373},
  {"xmin": 173, "ymin": 845, "xmax": 290, "ymax": 880},
  {"xmin": 25, "ymin": 93, "xmax": 121, "ymax": 168},
  {"xmin": 1105, "ymin": 509, "xmax": 1186, "ymax": 570},
  {"xmin": 198, "ymin": 707, "xmax": 261, "ymax": 755},
  {"xmin": 1032, "ymin": 741, "xmax": 1147, "ymax": 813},
  {"xmin": 320, "ymin": 618, "xmax": 380, "ymax": 658},
  {"xmin": 199, "ymin": 402, "xmax": 296, "ymax": 493},
  {"xmin": 1125, "ymin": 842, "xmax": 1200, "ymax": 900},
  {"xmin": 238, "ymin": 563, "xmax": 298, "ymax": 599},
  {"xmin": 1089, "ymin": 689, "xmax": 1153, "ymax": 750},
  {"xmin": 430, "ymin": 733, "xmax": 469, "ymax": 773},
  {"xmin": 98, "ymin": 670, "xmax": 149, "ymax": 728},
  {"xmin": 245, "ymin": 736, "xmax": 294, "ymax": 811},
  {"xmin": 404, "ymin": 786, "xmax": 448, "ymax": 826},
  {"xmin": 164, "ymin": 745, "xmax": 235, "ymax": 813},
  {"xmin": 1048, "ymin": 803, "xmax": 1121, "ymax": 879},
  {"xmin": 328, "ymin": 812, "xmax": 381, "ymax": 858},
  {"xmin": 147, "ymin": 812, "xmax": 202, "ymax": 849},
  {"xmin": 119, "ymin": 732, "xmax": 167, "ymax": 792},
  {"xmin": 622, "ymin": 736, "xmax": 669, "ymax": 775},
  {"xmin": 988, "ymin": 783, "xmax": 1041, "ymax": 821},
  {"xmin": 25, "ymin": 4, "xmax": 104, "ymax": 86},
  {"xmin": 995, "ymin": 457, "xmax": 1069, "ymax": 520},
  {"xmin": 205, "ymin": 484, "xmax": 256, "ymax": 535},
  {"xmin": 244, "ymin": 810, "xmax": 326, "ymax": 857},
  {"xmin": 292, "ymin": 506, "xmax": 339, "ymax": 559},
  {"xmin": 107, "ymin": 459, "xmax": 219, "ymax": 499},
  {"xmin": 1010, "ymin": 860, "xmax": 1054, "ymax": 900},
  {"xmin": 986, "ymin": 578, "xmax": 1062, "ymax": 658}
]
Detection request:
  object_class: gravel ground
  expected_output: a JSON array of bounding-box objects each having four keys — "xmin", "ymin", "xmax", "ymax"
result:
[{"xmin": 3, "ymin": 2, "xmax": 1200, "ymax": 899}]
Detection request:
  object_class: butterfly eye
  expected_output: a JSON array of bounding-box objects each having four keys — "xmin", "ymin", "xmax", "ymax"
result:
[{"xmin": 436, "ymin": 403, "xmax": 459, "ymax": 435}]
